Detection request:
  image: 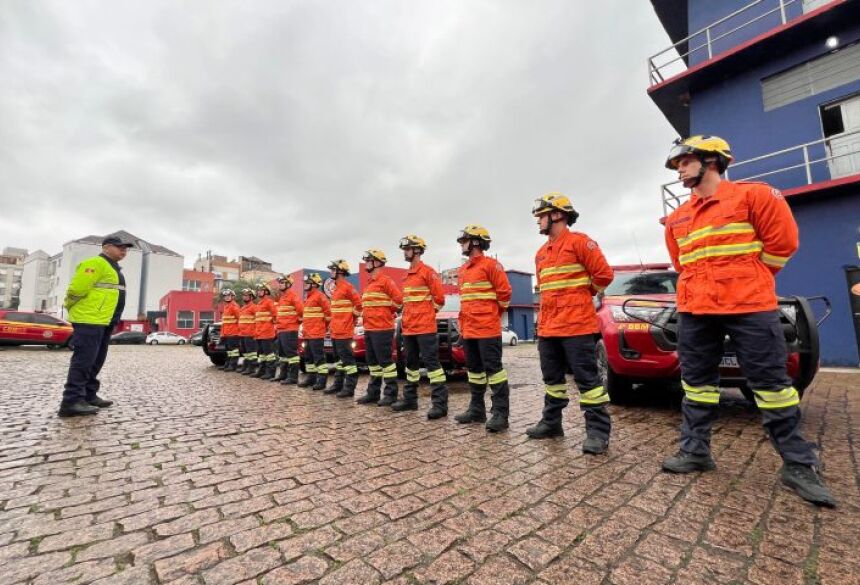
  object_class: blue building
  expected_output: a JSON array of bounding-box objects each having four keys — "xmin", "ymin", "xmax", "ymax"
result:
[
  {"xmin": 505, "ymin": 270, "xmax": 537, "ymax": 342},
  {"xmin": 649, "ymin": 0, "xmax": 860, "ymax": 366}
]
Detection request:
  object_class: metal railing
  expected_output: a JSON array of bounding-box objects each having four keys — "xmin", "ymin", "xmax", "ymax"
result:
[
  {"xmin": 648, "ymin": 0, "xmax": 804, "ymax": 86},
  {"xmin": 661, "ymin": 128, "xmax": 860, "ymax": 215}
]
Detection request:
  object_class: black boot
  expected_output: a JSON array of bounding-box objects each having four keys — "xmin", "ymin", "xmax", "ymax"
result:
[
  {"xmin": 582, "ymin": 405, "xmax": 612, "ymax": 453},
  {"xmin": 251, "ymin": 360, "xmax": 267, "ymax": 378},
  {"xmin": 282, "ymin": 364, "xmax": 300, "ymax": 385},
  {"xmin": 485, "ymin": 380, "xmax": 510, "ymax": 433},
  {"xmin": 312, "ymin": 374, "xmax": 328, "ymax": 391},
  {"xmin": 780, "ymin": 464, "xmax": 837, "ymax": 508},
  {"xmin": 392, "ymin": 384, "xmax": 418, "ymax": 411},
  {"xmin": 427, "ymin": 383, "xmax": 448, "ymax": 419},
  {"xmin": 58, "ymin": 401, "xmax": 99, "ymax": 417},
  {"xmin": 455, "ymin": 384, "xmax": 487, "ymax": 423},
  {"xmin": 324, "ymin": 372, "xmax": 344, "ymax": 395},
  {"xmin": 337, "ymin": 374, "xmax": 358, "ymax": 398},
  {"xmin": 242, "ymin": 359, "xmax": 258, "ymax": 375},
  {"xmin": 224, "ymin": 356, "xmax": 237, "ymax": 372},
  {"xmin": 357, "ymin": 377, "xmax": 383, "ymax": 404},
  {"xmin": 526, "ymin": 395, "xmax": 568, "ymax": 439},
  {"xmin": 260, "ymin": 360, "xmax": 276, "ymax": 380},
  {"xmin": 235, "ymin": 359, "xmax": 247, "ymax": 374},
  {"xmin": 297, "ymin": 371, "xmax": 316, "ymax": 388},
  {"xmin": 275, "ymin": 362, "xmax": 290, "ymax": 382},
  {"xmin": 87, "ymin": 396, "xmax": 113, "ymax": 408},
  {"xmin": 378, "ymin": 380, "xmax": 398, "ymax": 407},
  {"xmin": 661, "ymin": 450, "xmax": 716, "ymax": 473}
]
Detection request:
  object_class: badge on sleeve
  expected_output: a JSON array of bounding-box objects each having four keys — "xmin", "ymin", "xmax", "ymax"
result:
[
  {"xmin": 84, "ymin": 268, "xmax": 95, "ymax": 273},
  {"xmin": 771, "ymin": 188, "xmax": 784, "ymax": 199},
  {"xmin": 586, "ymin": 241, "xmax": 598, "ymax": 250}
]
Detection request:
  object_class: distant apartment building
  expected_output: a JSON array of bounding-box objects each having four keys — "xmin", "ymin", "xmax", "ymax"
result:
[
  {"xmin": 193, "ymin": 251, "xmax": 240, "ymax": 285},
  {"xmin": 0, "ymin": 247, "xmax": 27, "ymax": 309}
]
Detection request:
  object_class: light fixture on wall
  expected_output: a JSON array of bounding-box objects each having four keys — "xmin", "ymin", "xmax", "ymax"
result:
[{"xmin": 825, "ymin": 36, "xmax": 839, "ymax": 49}]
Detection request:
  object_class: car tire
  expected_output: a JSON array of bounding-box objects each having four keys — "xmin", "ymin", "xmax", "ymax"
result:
[
  {"xmin": 149, "ymin": 340, "xmax": 158, "ymax": 345},
  {"xmin": 179, "ymin": 340, "xmax": 186, "ymax": 345},
  {"xmin": 596, "ymin": 339, "xmax": 634, "ymax": 403},
  {"xmin": 210, "ymin": 355, "xmax": 226, "ymax": 366},
  {"xmin": 510, "ymin": 337, "xmax": 518, "ymax": 346}
]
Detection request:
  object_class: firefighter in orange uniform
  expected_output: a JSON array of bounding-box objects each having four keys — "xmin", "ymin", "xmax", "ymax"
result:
[
  {"xmin": 396, "ymin": 235, "xmax": 449, "ymax": 416},
  {"xmin": 454, "ymin": 225, "xmax": 513, "ymax": 432},
  {"xmin": 325, "ymin": 260, "xmax": 363, "ymax": 398},
  {"xmin": 528, "ymin": 194, "xmax": 614, "ymax": 454},
  {"xmin": 298, "ymin": 273, "xmax": 331, "ymax": 391},
  {"xmin": 274, "ymin": 275, "xmax": 304, "ymax": 385},
  {"xmin": 219, "ymin": 289, "xmax": 241, "ymax": 371},
  {"xmin": 357, "ymin": 249, "xmax": 403, "ymax": 406},
  {"xmin": 237, "ymin": 288, "xmax": 258, "ymax": 374},
  {"xmin": 252, "ymin": 282, "xmax": 278, "ymax": 379},
  {"xmin": 662, "ymin": 135, "xmax": 835, "ymax": 507}
]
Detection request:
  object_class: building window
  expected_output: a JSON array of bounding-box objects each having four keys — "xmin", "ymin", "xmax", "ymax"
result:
[
  {"xmin": 177, "ymin": 311, "xmax": 194, "ymax": 328},
  {"xmin": 199, "ymin": 311, "xmax": 214, "ymax": 327},
  {"xmin": 182, "ymin": 279, "xmax": 202, "ymax": 291}
]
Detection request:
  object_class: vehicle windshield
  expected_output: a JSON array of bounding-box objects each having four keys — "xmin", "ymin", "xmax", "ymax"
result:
[{"xmin": 603, "ymin": 271, "xmax": 678, "ymax": 296}]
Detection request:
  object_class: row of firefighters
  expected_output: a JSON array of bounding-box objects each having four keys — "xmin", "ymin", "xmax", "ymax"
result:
[{"xmin": 219, "ymin": 136, "xmax": 836, "ymax": 508}]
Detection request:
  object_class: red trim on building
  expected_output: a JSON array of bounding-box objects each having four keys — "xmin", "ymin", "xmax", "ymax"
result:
[
  {"xmin": 157, "ymin": 290, "xmax": 220, "ymax": 336},
  {"xmin": 783, "ymin": 173, "xmax": 860, "ymax": 199}
]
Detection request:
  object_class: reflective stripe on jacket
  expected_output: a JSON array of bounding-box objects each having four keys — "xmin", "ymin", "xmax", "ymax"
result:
[
  {"xmin": 458, "ymin": 253, "xmax": 512, "ymax": 339},
  {"xmin": 330, "ymin": 280, "xmax": 363, "ymax": 339},
  {"xmin": 254, "ymin": 296, "xmax": 277, "ymax": 339},
  {"xmin": 664, "ymin": 180, "xmax": 798, "ymax": 314},
  {"xmin": 361, "ymin": 273, "xmax": 403, "ymax": 331},
  {"xmin": 536, "ymin": 228, "xmax": 613, "ymax": 337},
  {"xmin": 64, "ymin": 255, "xmax": 122, "ymax": 326},
  {"xmin": 302, "ymin": 289, "xmax": 331, "ymax": 339},
  {"xmin": 276, "ymin": 289, "xmax": 303, "ymax": 332},
  {"xmin": 221, "ymin": 301, "xmax": 241, "ymax": 337},
  {"xmin": 401, "ymin": 260, "xmax": 445, "ymax": 336},
  {"xmin": 238, "ymin": 302, "xmax": 257, "ymax": 337}
]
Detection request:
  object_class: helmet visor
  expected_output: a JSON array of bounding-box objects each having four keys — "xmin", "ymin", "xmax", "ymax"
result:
[
  {"xmin": 532, "ymin": 198, "xmax": 553, "ymax": 215},
  {"xmin": 666, "ymin": 142, "xmax": 695, "ymax": 168}
]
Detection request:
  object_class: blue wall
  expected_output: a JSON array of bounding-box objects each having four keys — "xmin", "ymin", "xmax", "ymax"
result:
[
  {"xmin": 778, "ymin": 192, "xmax": 860, "ymax": 366},
  {"xmin": 505, "ymin": 271, "xmax": 535, "ymax": 340}
]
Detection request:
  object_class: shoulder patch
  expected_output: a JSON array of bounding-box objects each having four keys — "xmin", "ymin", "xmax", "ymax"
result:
[
  {"xmin": 84, "ymin": 268, "xmax": 95, "ymax": 273},
  {"xmin": 770, "ymin": 188, "xmax": 784, "ymax": 199},
  {"xmin": 586, "ymin": 241, "xmax": 598, "ymax": 250}
]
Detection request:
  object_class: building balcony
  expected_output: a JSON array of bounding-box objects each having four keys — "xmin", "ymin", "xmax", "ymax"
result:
[
  {"xmin": 660, "ymin": 128, "xmax": 860, "ymax": 215},
  {"xmin": 647, "ymin": 0, "xmax": 854, "ymax": 135}
]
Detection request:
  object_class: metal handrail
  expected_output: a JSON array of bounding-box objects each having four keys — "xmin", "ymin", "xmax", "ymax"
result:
[
  {"xmin": 648, "ymin": 0, "xmax": 803, "ymax": 86},
  {"xmin": 660, "ymin": 128, "xmax": 860, "ymax": 215}
]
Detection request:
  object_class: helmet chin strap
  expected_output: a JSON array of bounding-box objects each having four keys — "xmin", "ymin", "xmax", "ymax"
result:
[
  {"xmin": 539, "ymin": 213, "xmax": 565, "ymax": 235},
  {"xmin": 686, "ymin": 155, "xmax": 712, "ymax": 188}
]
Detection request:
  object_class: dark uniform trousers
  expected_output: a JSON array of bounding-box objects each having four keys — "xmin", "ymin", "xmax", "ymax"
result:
[
  {"xmin": 223, "ymin": 336, "xmax": 240, "ymax": 368},
  {"xmin": 62, "ymin": 323, "xmax": 113, "ymax": 405},
  {"xmin": 538, "ymin": 334, "xmax": 611, "ymax": 440},
  {"xmin": 277, "ymin": 331, "xmax": 299, "ymax": 366},
  {"xmin": 332, "ymin": 339, "xmax": 358, "ymax": 378},
  {"xmin": 462, "ymin": 337, "xmax": 508, "ymax": 419},
  {"xmin": 304, "ymin": 338, "xmax": 327, "ymax": 382},
  {"xmin": 403, "ymin": 333, "xmax": 447, "ymax": 409},
  {"xmin": 240, "ymin": 336, "xmax": 258, "ymax": 369},
  {"xmin": 678, "ymin": 311, "xmax": 818, "ymax": 466},
  {"xmin": 257, "ymin": 338, "xmax": 276, "ymax": 365},
  {"xmin": 365, "ymin": 330, "xmax": 398, "ymax": 400}
]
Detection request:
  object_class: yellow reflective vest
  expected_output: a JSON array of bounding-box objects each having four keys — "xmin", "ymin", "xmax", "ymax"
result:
[{"xmin": 64, "ymin": 255, "xmax": 124, "ymax": 325}]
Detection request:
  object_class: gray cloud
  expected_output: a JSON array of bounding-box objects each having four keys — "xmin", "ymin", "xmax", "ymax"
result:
[{"xmin": 0, "ymin": 0, "xmax": 678, "ymax": 274}]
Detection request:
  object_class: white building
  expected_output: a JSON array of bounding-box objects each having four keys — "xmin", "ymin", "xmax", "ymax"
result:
[
  {"xmin": 0, "ymin": 247, "xmax": 27, "ymax": 309},
  {"xmin": 18, "ymin": 230, "xmax": 183, "ymax": 321}
]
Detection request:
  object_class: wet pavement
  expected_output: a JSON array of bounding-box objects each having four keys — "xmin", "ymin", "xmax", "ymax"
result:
[{"xmin": 0, "ymin": 343, "xmax": 858, "ymax": 584}]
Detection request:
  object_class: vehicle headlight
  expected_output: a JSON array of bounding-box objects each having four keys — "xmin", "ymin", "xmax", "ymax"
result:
[
  {"xmin": 609, "ymin": 305, "xmax": 665, "ymax": 324},
  {"xmin": 350, "ymin": 341, "xmax": 357, "ymax": 349},
  {"xmin": 301, "ymin": 341, "xmax": 306, "ymax": 348}
]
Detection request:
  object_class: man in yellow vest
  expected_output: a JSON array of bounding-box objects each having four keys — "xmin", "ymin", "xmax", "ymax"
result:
[{"xmin": 59, "ymin": 235, "xmax": 133, "ymax": 417}]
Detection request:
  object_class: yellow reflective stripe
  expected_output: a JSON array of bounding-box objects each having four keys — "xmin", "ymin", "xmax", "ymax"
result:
[
  {"xmin": 305, "ymin": 363, "xmax": 317, "ymax": 373},
  {"xmin": 682, "ymin": 381, "xmax": 720, "ymax": 404},
  {"xmin": 579, "ymin": 385, "xmax": 609, "ymax": 405},
  {"xmin": 287, "ymin": 356, "xmax": 300, "ymax": 364},
  {"xmin": 404, "ymin": 286, "xmax": 430, "ymax": 293},
  {"xmin": 405, "ymin": 367, "xmax": 420, "ymax": 382},
  {"xmin": 461, "ymin": 293, "xmax": 499, "ymax": 301},
  {"xmin": 467, "ymin": 371, "xmax": 487, "ymax": 385},
  {"xmin": 539, "ymin": 277, "xmax": 592, "ymax": 292},
  {"xmin": 676, "ymin": 222, "xmax": 755, "ymax": 248},
  {"xmin": 239, "ymin": 317, "xmax": 256, "ymax": 323},
  {"xmin": 539, "ymin": 264, "xmax": 585, "ymax": 278},
  {"xmin": 679, "ymin": 241, "xmax": 763, "ymax": 265},
  {"xmin": 303, "ymin": 314, "xmax": 325, "ymax": 318},
  {"xmin": 363, "ymin": 301, "xmax": 393, "ymax": 307},
  {"xmin": 545, "ymin": 384, "xmax": 568, "ymax": 398},
  {"xmin": 428, "ymin": 368, "xmax": 446, "ymax": 384},
  {"xmin": 461, "ymin": 281, "xmax": 492, "ymax": 290},
  {"xmin": 753, "ymin": 386, "xmax": 800, "ymax": 409},
  {"xmin": 344, "ymin": 365, "xmax": 358, "ymax": 375},
  {"xmin": 761, "ymin": 252, "xmax": 790, "ymax": 268},
  {"xmin": 363, "ymin": 292, "xmax": 391, "ymax": 299},
  {"xmin": 331, "ymin": 308, "xmax": 354, "ymax": 313},
  {"xmin": 488, "ymin": 370, "xmax": 508, "ymax": 385},
  {"xmin": 403, "ymin": 295, "xmax": 432, "ymax": 302}
]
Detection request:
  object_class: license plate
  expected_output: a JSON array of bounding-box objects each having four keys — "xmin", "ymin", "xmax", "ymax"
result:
[{"xmin": 720, "ymin": 355, "xmax": 739, "ymax": 368}]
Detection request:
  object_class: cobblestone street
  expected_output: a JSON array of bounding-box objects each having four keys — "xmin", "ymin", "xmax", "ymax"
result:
[{"xmin": 0, "ymin": 343, "xmax": 858, "ymax": 584}]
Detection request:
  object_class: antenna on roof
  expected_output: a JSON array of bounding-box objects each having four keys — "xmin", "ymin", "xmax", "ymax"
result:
[{"xmin": 631, "ymin": 231, "xmax": 645, "ymax": 271}]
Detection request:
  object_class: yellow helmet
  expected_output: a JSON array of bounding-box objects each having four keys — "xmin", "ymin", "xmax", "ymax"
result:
[
  {"xmin": 328, "ymin": 259, "xmax": 351, "ymax": 276},
  {"xmin": 398, "ymin": 234, "xmax": 427, "ymax": 251},
  {"xmin": 532, "ymin": 192, "xmax": 579, "ymax": 225},
  {"xmin": 304, "ymin": 272, "xmax": 323, "ymax": 287},
  {"xmin": 666, "ymin": 135, "xmax": 734, "ymax": 173},
  {"xmin": 241, "ymin": 287, "xmax": 257, "ymax": 299},
  {"xmin": 276, "ymin": 274, "xmax": 293, "ymax": 287},
  {"xmin": 457, "ymin": 224, "xmax": 491, "ymax": 251},
  {"xmin": 362, "ymin": 249, "xmax": 387, "ymax": 264},
  {"xmin": 256, "ymin": 282, "xmax": 272, "ymax": 295},
  {"xmin": 220, "ymin": 288, "xmax": 235, "ymax": 299}
]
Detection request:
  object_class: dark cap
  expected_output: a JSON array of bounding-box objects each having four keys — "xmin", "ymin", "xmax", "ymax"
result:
[{"xmin": 102, "ymin": 235, "xmax": 134, "ymax": 248}]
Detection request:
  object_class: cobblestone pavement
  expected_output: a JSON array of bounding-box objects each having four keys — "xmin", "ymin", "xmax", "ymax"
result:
[{"xmin": 0, "ymin": 344, "xmax": 858, "ymax": 585}]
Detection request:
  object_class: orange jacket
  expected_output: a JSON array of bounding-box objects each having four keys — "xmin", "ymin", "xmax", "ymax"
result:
[
  {"xmin": 221, "ymin": 301, "xmax": 241, "ymax": 337},
  {"xmin": 254, "ymin": 296, "xmax": 277, "ymax": 340},
  {"xmin": 238, "ymin": 301, "xmax": 257, "ymax": 337},
  {"xmin": 665, "ymin": 180, "xmax": 798, "ymax": 315},
  {"xmin": 302, "ymin": 288, "xmax": 331, "ymax": 339},
  {"xmin": 276, "ymin": 289, "xmax": 304, "ymax": 332},
  {"xmin": 458, "ymin": 253, "xmax": 512, "ymax": 339},
  {"xmin": 330, "ymin": 279, "xmax": 363, "ymax": 339},
  {"xmin": 402, "ymin": 260, "xmax": 445, "ymax": 336},
  {"xmin": 361, "ymin": 272, "xmax": 403, "ymax": 331},
  {"xmin": 536, "ymin": 228, "xmax": 613, "ymax": 337}
]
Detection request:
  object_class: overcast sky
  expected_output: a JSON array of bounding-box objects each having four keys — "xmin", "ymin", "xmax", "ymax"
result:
[{"xmin": 1, "ymin": 1, "xmax": 679, "ymax": 274}]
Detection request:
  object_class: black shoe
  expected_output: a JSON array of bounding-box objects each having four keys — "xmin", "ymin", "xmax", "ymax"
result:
[
  {"xmin": 662, "ymin": 450, "xmax": 716, "ymax": 473},
  {"xmin": 297, "ymin": 376, "xmax": 314, "ymax": 388},
  {"xmin": 526, "ymin": 420, "xmax": 563, "ymax": 439},
  {"xmin": 86, "ymin": 397, "xmax": 113, "ymax": 408},
  {"xmin": 391, "ymin": 400, "xmax": 418, "ymax": 412},
  {"xmin": 427, "ymin": 406, "xmax": 447, "ymax": 420},
  {"xmin": 780, "ymin": 464, "xmax": 837, "ymax": 508},
  {"xmin": 58, "ymin": 401, "xmax": 99, "ymax": 417},
  {"xmin": 377, "ymin": 395, "xmax": 396, "ymax": 407},
  {"xmin": 485, "ymin": 413, "xmax": 508, "ymax": 433},
  {"xmin": 336, "ymin": 387, "xmax": 354, "ymax": 398},
  {"xmin": 454, "ymin": 410, "xmax": 486, "ymax": 424},
  {"xmin": 582, "ymin": 436, "xmax": 608, "ymax": 455},
  {"xmin": 356, "ymin": 392, "xmax": 379, "ymax": 405}
]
